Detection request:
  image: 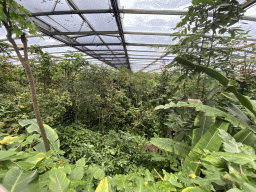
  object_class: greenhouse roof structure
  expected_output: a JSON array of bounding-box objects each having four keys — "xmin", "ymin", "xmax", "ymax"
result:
[{"xmin": 1, "ymin": 0, "xmax": 256, "ymax": 72}]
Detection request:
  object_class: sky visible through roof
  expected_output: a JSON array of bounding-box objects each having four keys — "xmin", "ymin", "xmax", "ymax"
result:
[{"xmin": 0, "ymin": 0, "xmax": 255, "ymax": 72}]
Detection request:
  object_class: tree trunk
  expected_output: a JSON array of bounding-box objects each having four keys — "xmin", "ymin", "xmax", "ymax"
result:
[
  {"xmin": 21, "ymin": 58, "xmax": 51, "ymax": 151},
  {"xmin": 6, "ymin": 33, "xmax": 50, "ymax": 152}
]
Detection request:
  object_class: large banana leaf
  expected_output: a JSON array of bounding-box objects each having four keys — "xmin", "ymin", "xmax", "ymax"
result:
[
  {"xmin": 2, "ymin": 167, "xmax": 39, "ymax": 192},
  {"xmin": 19, "ymin": 119, "xmax": 60, "ymax": 151},
  {"xmin": 192, "ymin": 114, "xmax": 214, "ymax": 147},
  {"xmin": 234, "ymin": 129, "xmax": 256, "ymax": 148},
  {"xmin": 183, "ymin": 120, "xmax": 229, "ymax": 175},
  {"xmin": 174, "ymin": 57, "xmax": 256, "ymax": 118},
  {"xmin": 156, "ymin": 101, "xmax": 252, "ymax": 131}
]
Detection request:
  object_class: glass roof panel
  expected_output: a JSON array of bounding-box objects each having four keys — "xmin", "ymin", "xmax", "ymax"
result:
[
  {"xmin": 17, "ymin": 0, "xmax": 57, "ymax": 12},
  {"xmin": 76, "ymin": 36, "xmax": 103, "ymax": 44},
  {"xmin": 87, "ymin": 46, "xmax": 109, "ymax": 50},
  {"xmin": 125, "ymin": 34, "xmax": 174, "ymax": 44},
  {"xmin": 54, "ymin": 0, "xmax": 71, "ymax": 11},
  {"xmin": 107, "ymin": 46, "xmax": 124, "ymax": 50},
  {"xmin": 49, "ymin": 15, "xmax": 84, "ymax": 32},
  {"xmin": 83, "ymin": 14, "xmax": 118, "ymax": 31},
  {"xmin": 120, "ymin": 0, "xmax": 246, "ymax": 10},
  {"xmin": 38, "ymin": 16, "xmax": 69, "ymax": 32},
  {"xmin": 232, "ymin": 20, "xmax": 256, "ymax": 39},
  {"xmin": 123, "ymin": 14, "xmax": 180, "ymax": 32},
  {"xmin": 119, "ymin": 0, "xmax": 191, "ymax": 10},
  {"xmin": 72, "ymin": 0, "xmax": 110, "ymax": 10},
  {"xmin": 244, "ymin": 6, "xmax": 256, "ymax": 17},
  {"xmin": 128, "ymin": 51, "xmax": 163, "ymax": 56},
  {"xmin": 99, "ymin": 36, "xmax": 122, "ymax": 44}
]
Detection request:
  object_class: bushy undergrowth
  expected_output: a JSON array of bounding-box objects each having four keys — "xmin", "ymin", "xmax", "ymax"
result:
[{"xmin": 57, "ymin": 123, "xmax": 180, "ymax": 176}]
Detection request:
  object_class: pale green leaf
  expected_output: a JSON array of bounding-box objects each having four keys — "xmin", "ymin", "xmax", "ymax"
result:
[
  {"xmin": 150, "ymin": 138, "xmax": 190, "ymax": 157},
  {"xmin": 3, "ymin": 167, "xmax": 39, "ymax": 192},
  {"xmin": 68, "ymin": 167, "xmax": 84, "ymax": 180},
  {"xmin": 95, "ymin": 177, "xmax": 109, "ymax": 192},
  {"xmin": 25, "ymin": 152, "xmax": 46, "ymax": 166},
  {"xmin": 49, "ymin": 168, "xmax": 70, "ymax": 192},
  {"xmin": 0, "ymin": 151, "xmax": 17, "ymax": 161}
]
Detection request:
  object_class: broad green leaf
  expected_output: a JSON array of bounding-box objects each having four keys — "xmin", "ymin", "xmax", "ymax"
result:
[
  {"xmin": 182, "ymin": 186, "xmax": 210, "ymax": 192},
  {"xmin": 225, "ymin": 102, "xmax": 252, "ymax": 125},
  {"xmin": 86, "ymin": 167, "xmax": 105, "ymax": 180},
  {"xmin": 21, "ymin": 134, "xmax": 40, "ymax": 146},
  {"xmin": 76, "ymin": 158, "xmax": 85, "ymax": 167},
  {"xmin": 3, "ymin": 167, "xmax": 39, "ymax": 192},
  {"xmin": 25, "ymin": 152, "xmax": 46, "ymax": 166},
  {"xmin": 150, "ymin": 138, "xmax": 190, "ymax": 157},
  {"xmin": 19, "ymin": 119, "xmax": 60, "ymax": 151},
  {"xmin": 0, "ymin": 136, "xmax": 24, "ymax": 145},
  {"xmin": 212, "ymin": 152, "xmax": 256, "ymax": 169},
  {"xmin": 156, "ymin": 101, "xmax": 251, "ymax": 131},
  {"xmin": 144, "ymin": 169, "xmax": 154, "ymax": 182},
  {"xmin": 49, "ymin": 168, "xmax": 70, "ymax": 192},
  {"xmin": 19, "ymin": 119, "xmax": 39, "ymax": 133},
  {"xmin": 234, "ymin": 129, "xmax": 256, "ymax": 148},
  {"xmin": 116, "ymin": 175, "xmax": 129, "ymax": 190},
  {"xmin": 134, "ymin": 177, "xmax": 146, "ymax": 192},
  {"xmin": 226, "ymin": 189, "xmax": 243, "ymax": 192},
  {"xmin": 183, "ymin": 120, "xmax": 229, "ymax": 175},
  {"xmin": 0, "ymin": 151, "xmax": 17, "ymax": 161},
  {"xmin": 0, "ymin": 169, "xmax": 7, "ymax": 179},
  {"xmin": 63, "ymin": 164, "xmax": 72, "ymax": 174},
  {"xmin": 174, "ymin": 57, "xmax": 256, "ymax": 118},
  {"xmin": 163, "ymin": 170, "xmax": 183, "ymax": 188},
  {"xmin": 174, "ymin": 57, "xmax": 229, "ymax": 86},
  {"xmin": 68, "ymin": 167, "xmax": 84, "ymax": 180},
  {"xmin": 95, "ymin": 177, "xmax": 109, "ymax": 192},
  {"xmin": 242, "ymin": 183, "xmax": 256, "ymax": 191},
  {"xmin": 192, "ymin": 114, "xmax": 214, "ymax": 147},
  {"xmin": 218, "ymin": 129, "xmax": 243, "ymax": 153},
  {"xmin": 226, "ymin": 86, "xmax": 256, "ymax": 118}
]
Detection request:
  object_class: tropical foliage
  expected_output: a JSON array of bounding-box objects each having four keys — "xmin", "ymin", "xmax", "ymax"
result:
[{"xmin": 1, "ymin": 0, "xmax": 256, "ymax": 191}]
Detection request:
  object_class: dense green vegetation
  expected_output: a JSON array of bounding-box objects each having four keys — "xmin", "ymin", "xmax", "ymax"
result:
[{"xmin": 1, "ymin": 0, "xmax": 256, "ymax": 191}]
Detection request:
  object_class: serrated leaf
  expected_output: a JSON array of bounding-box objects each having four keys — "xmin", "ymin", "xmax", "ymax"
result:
[
  {"xmin": 49, "ymin": 168, "xmax": 70, "ymax": 192},
  {"xmin": 95, "ymin": 177, "xmax": 109, "ymax": 192}
]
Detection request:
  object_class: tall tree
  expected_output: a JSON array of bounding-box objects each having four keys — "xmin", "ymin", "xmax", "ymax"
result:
[{"xmin": 0, "ymin": 0, "xmax": 50, "ymax": 151}]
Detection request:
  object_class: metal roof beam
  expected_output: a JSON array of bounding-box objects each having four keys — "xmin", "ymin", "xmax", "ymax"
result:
[
  {"xmin": 110, "ymin": 0, "xmax": 131, "ymax": 69},
  {"xmin": 25, "ymin": 9, "xmax": 256, "ymax": 22},
  {"xmin": 65, "ymin": 0, "xmax": 124, "ymax": 67},
  {"xmin": 241, "ymin": 0, "xmax": 256, "ymax": 9}
]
